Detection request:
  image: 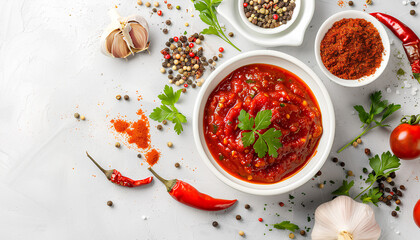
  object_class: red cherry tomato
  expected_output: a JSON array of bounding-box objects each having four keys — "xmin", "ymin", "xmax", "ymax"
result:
[
  {"xmin": 390, "ymin": 120, "xmax": 420, "ymax": 160},
  {"xmin": 414, "ymin": 199, "xmax": 420, "ymax": 228}
]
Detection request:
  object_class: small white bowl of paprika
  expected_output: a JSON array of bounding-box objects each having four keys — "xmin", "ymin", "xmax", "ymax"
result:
[{"xmin": 314, "ymin": 10, "xmax": 390, "ymax": 87}]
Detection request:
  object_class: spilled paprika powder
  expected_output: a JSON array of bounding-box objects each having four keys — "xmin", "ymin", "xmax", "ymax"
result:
[{"xmin": 320, "ymin": 18, "xmax": 384, "ymax": 80}]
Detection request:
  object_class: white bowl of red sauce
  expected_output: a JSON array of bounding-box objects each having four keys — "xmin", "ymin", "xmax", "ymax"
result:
[
  {"xmin": 193, "ymin": 50, "xmax": 335, "ymax": 195},
  {"xmin": 314, "ymin": 10, "xmax": 390, "ymax": 87}
]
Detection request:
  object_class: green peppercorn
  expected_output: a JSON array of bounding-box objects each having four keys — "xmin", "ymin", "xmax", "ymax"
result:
[{"xmin": 176, "ymin": 5, "xmax": 180, "ymax": 10}]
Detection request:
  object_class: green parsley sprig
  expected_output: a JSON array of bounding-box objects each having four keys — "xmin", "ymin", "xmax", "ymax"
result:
[
  {"xmin": 332, "ymin": 151, "xmax": 401, "ymax": 206},
  {"xmin": 238, "ymin": 109, "xmax": 282, "ymax": 158},
  {"xmin": 273, "ymin": 221, "xmax": 300, "ymax": 232},
  {"xmin": 191, "ymin": 0, "xmax": 241, "ymax": 51},
  {"xmin": 150, "ymin": 85, "xmax": 187, "ymax": 135},
  {"xmin": 338, "ymin": 91, "xmax": 401, "ymax": 153}
]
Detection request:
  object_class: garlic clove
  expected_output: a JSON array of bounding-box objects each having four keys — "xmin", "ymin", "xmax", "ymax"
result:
[
  {"xmin": 312, "ymin": 196, "xmax": 381, "ymax": 240},
  {"xmin": 111, "ymin": 31, "xmax": 132, "ymax": 58},
  {"xmin": 105, "ymin": 29, "xmax": 120, "ymax": 55},
  {"xmin": 128, "ymin": 22, "xmax": 149, "ymax": 51}
]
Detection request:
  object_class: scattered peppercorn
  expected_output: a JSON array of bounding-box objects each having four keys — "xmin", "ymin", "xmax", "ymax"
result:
[
  {"xmin": 316, "ymin": 170, "xmax": 322, "ymax": 176},
  {"xmin": 410, "ymin": 10, "xmax": 416, "ymax": 15},
  {"xmin": 289, "ymin": 233, "xmax": 295, "ymax": 239},
  {"xmin": 349, "ymin": 1, "xmax": 354, "ymax": 6},
  {"xmin": 124, "ymin": 95, "xmax": 129, "ymax": 100},
  {"xmin": 347, "ymin": 170, "xmax": 354, "ymax": 176},
  {"xmin": 245, "ymin": 204, "xmax": 250, "ymax": 209},
  {"xmin": 364, "ymin": 148, "xmax": 371, "ymax": 155},
  {"xmin": 163, "ymin": 28, "xmax": 168, "ymax": 34},
  {"xmin": 212, "ymin": 221, "xmax": 218, "ymax": 227},
  {"xmin": 107, "ymin": 201, "xmax": 113, "ymax": 206},
  {"xmin": 182, "ymin": 88, "xmax": 187, "ymax": 93},
  {"xmin": 166, "ymin": 20, "xmax": 171, "ymax": 25},
  {"xmin": 390, "ymin": 181, "xmax": 395, "ymax": 186},
  {"xmin": 400, "ymin": 185, "xmax": 406, "ymax": 190},
  {"xmin": 332, "ymin": 157, "xmax": 338, "ymax": 163},
  {"xmin": 174, "ymin": 162, "xmax": 180, "ymax": 168},
  {"xmin": 162, "ymin": 120, "xmax": 167, "ymax": 125},
  {"xmin": 386, "ymin": 177, "xmax": 392, "ymax": 183},
  {"xmin": 340, "ymin": 162, "xmax": 345, "ymax": 167},
  {"xmin": 236, "ymin": 215, "xmax": 242, "ymax": 220},
  {"xmin": 396, "ymin": 199, "xmax": 401, "ymax": 205},
  {"xmin": 115, "ymin": 142, "xmax": 121, "ymax": 148},
  {"xmin": 300, "ymin": 230, "xmax": 306, "ymax": 236},
  {"xmin": 176, "ymin": 5, "xmax": 180, "ymax": 10},
  {"xmin": 116, "ymin": 95, "xmax": 122, "ymax": 100},
  {"xmin": 385, "ymin": 187, "xmax": 390, "ymax": 193},
  {"xmin": 389, "ymin": 172, "xmax": 396, "ymax": 179},
  {"xmin": 239, "ymin": 231, "xmax": 245, "ymax": 236},
  {"xmin": 152, "ymin": 8, "xmax": 157, "ymax": 12},
  {"xmin": 74, "ymin": 113, "xmax": 80, "ymax": 118},
  {"xmin": 137, "ymin": 153, "xmax": 142, "ymax": 158},
  {"xmin": 228, "ymin": 32, "xmax": 234, "ymax": 37},
  {"xmin": 157, "ymin": 125, "xmax": 163, "ymax": 130},
  {"xmin": 80, "ymin": 115, "xmax": 86, "ymax": 120},
  {"xmin": 363, "ymin": 168, "xmax": 368, "ymax": 173},
  {"xmin": 392, "ymin": 211, "xmax": 397, "ymax": 217},
  {"xmin": 352, "ymin": 141, "xmax": 358, "ymax": 147},
  {"xmin": 167, "ymin": 142, "xmax": 173, "ymax": 147},
  {"xmin": 396, "ymin": 190, "xmax": 402, "ymax": 197},
  {"xmin": 318, "ymin": 183, "xmax": 325, "ymax": 189}
]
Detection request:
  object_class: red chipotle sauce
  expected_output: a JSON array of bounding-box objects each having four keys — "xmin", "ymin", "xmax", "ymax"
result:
[{"xmin": 203, "ymin": 64, "xmax": 323, "ymax": 183}]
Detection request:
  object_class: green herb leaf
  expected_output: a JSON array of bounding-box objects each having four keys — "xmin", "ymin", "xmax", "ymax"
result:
[
  {"xmin": 369, "ymin": 151, "xmax": 400, "ymax": 177},
  {"xmin": 237, "ymin": 109, "xmax": 282, "ymax": 158},
  {"xmin": 360, "ymin": 187, "xmax": 382, "ymax": 206},
  {"xmin": 273, "ymin": 221, "xmax": 299, "ymax": 232},
  {"xmin": 338, "ymin": 91, "xmax": 400, "ymax": 153},
  {"xmin": 150, "ymin": 85, "xmax": 187, "ymax": 135},
  {"xmin": 254, "ymin": 110, "xmax": 272, "ymax": 130},
  {"xmin": 332, "ymin": 180, "xmax": 354, "ymax": 196},
  {"xmin": 238, "ymin": 109, "xmax": 254, "ymax": 131},
  {"xmin": 191, "ymin": 0, "xmax": 241, "ymax": 51}
]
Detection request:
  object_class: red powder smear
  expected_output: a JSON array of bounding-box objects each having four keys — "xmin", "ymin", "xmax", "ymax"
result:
[
  {"xmin": 126, "ymin": 119, "xmax": 150, "ymax": 149},
  {"xmin": 145, "ymin": 148, "xmax": 160, "ymax": 166},
  {"xmin": 110, "ymin": 111, "xmax": 151, "ymax": 149},
  {"xmin": 111, "ymin": 119, "xmax": 130, "ymax": 132}
]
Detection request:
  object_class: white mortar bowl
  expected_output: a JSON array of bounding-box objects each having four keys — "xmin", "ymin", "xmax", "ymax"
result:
[{"xmin": 193, "ymin": 50, "xmax": 335, "ymax": 195}]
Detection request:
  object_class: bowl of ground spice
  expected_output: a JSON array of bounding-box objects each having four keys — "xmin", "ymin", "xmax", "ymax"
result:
[
  {"xmin": 314, "ymin": 10, "xmax": 390, "ymax": 87},
  {"xmin": 240, "ymin": 0, "xmax": 301, "ymax": 34}
]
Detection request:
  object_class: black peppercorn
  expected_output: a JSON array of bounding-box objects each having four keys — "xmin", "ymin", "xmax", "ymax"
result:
[
  {"xmin": 340, "ymin": 162, "xmax": 345, "ymax": 167},
  {"xmin": 396, "ymin": 190, "xmax": 403, "ymax": 197},
  {"xmin": 392, "ymin": 211, "xmax": 398, "ymax": 217},
  {"xmin": 400, "ymin": 185, "xmax": 406, "ymax": 190},
  {"xmin": 410, "ymin": 10, "xmax": 416, "ymax": 15},
  {"xmin": 236, "ymin": 215, "xmax": 242, "ymax": 220},
  {"xmin": 389, "ymin": 181, "xmax": 395, "ymax": 186},
  {"xmin": 175, "ymin": 162, "xmax": 180, "ymax": 168},
  {"xmin": 157, "ymin": 125, "xmax": 163, "ymax": 130},
  {"xmin": 212, "ymin": 221, "xmax": 218, "ymax": 227},
  {"xmin": 124, "ymin": 95, "xmax": 129, "ymax": 100},
  {"xmin": 364, "ymin": 148, "xmax": 371, "ymax": 155},
  {"xmin": 316, "ymin": 170, "xmax": 322, "ymax": 176},
  {"xmin": 385, "ymin": 187, "xmax": 390, "ymax": 193},
  {"xmin": 107, "ymin": 201, "xmax": 113, "ymax": 207},
  {"xmin": 411, "ymin": 1, "xmax": 416, "ymax": 6},
  {"xmin": 349, "ymin": 1, "xmax": 354, "ymax": 6},
  {"xmin": 166, "ymin": 20, "xmax": 172, "ymax": 25},
  {"xmin": 389, "ymin": 172, "xmax": 396, "ymax": 178},
  {"xmin": 163, "ymin": 29, "xmax": 168, "ymax": 34},
  {"xmin": 245, "ymin": 204, "xmax": 250, "ymax": 209},
  {"xmin": 332, "ymin": 157, "xmax": 338, "ymax": 163},
  {"xmin": 137, "ymin": 154, "xmax": 142, "ymax": 158},
  {"xmin": 300, "ymin": 230, "xmax": 306, "ymax": 236}
]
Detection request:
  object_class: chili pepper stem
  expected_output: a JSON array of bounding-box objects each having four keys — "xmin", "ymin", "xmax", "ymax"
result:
[
  {"xmin": 86, "ymin": 151, "xmax": 114, "ymax": 180},
  {"xmin": 148, "ymin": 167, "xmax": 177, "ymax": 192}
]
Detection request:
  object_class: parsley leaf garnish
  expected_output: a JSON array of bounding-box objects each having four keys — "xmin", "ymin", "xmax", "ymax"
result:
[
  {"xmin": 332, "ymin": 151, "xmax": 400, "ymax": 206},
  {"xmin": 191, "ymin": 0, "xmax": 241, "ymax": 51},
  {"xmin": 338, "ymin": 91, "xmax": 400, "ymax": 153},
  {"xmin": 150, "ymin": 85, "xmax": 187, "ymax": 135},
  {"xmin": 273, "ymin": 221, "xmax": 299, "ymax": 232},
  {"xmin": 238, "ymin": 109, "xmax": 282, "ymax": 158},
  {"xmin": 332, "ymin": 180, "xmax": 354, "ymax": 196}
]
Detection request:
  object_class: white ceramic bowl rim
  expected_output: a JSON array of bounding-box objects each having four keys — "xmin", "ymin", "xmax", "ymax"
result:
[
  {"xmin": 238, "ymin": 0, "xmax": 301, "ymax": 35},
  {"xmin": 314, "ymin": 10, "xmax": 391, "ymax": 87},
  {"xmin": 193, "ymin": 50, "xmax": 335, "ymax": 195}
]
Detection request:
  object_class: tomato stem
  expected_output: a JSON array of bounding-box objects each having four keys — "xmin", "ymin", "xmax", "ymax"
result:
[{"xmin": 401, "ymin": 114, "xmax": 420, "ymax": 125}]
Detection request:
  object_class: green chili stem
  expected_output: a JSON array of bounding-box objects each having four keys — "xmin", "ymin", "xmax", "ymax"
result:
[
  {"xmin": 337, "ymin": 125, "xmax": 378, "ymax": 153},
  {"xmin": 148, "ymin": 168, "xmax": 177, "ymax": 192},
  {"xmin": 86, "ymin": 151, "xmax": 106, "ymax": 174}
]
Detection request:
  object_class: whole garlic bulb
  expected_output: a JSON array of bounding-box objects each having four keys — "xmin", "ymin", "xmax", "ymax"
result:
[
  {"xmin": 100, "ymin": 9, "xmax": 149, "ymax": 58},
  {"xmin": 312, "ymin": 196, "xmax": 381, "ymax": 240}
]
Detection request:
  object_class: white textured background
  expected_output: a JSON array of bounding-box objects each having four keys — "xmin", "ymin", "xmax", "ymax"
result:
[{"xmin": 1, "ymin": 0, "xmax": 419, "ymax": 239}]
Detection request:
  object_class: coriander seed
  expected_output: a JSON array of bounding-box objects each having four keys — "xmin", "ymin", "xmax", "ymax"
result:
[
  {"xmin": 154, "ymin": 1, "xmax": 159, "ymax": 7},
  {"xmin": 145, "ymin": 2, "xmax": 151, "ymax": 7},
  {"xmin": 239, "ymin": 231, "xmax": 245, "ymax": 236},
  {"xmin": 318, "ymin": 183, "xmax": 324, "ymax": 189},
  {"xmin": 80, "ymin": 115, "xmax": 86, "ymax": 120},
  {"xmin": 167, "ymin": 141, "xmax": 173, "ymax": 147}
]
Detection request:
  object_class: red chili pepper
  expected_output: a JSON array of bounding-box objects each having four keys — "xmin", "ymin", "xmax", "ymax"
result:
[
  {"xmin": 148, "ymin": 168, "xmax": 237, "ymax": 211},
  {"xmin": 86, "ymin": 152, "xmax": 153, "ymax": 187},
  {"xmin": 370, "ymin": 12, "xmax": 420, "ymax": 82}
]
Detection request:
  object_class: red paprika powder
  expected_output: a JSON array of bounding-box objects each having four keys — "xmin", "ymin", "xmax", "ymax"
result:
[{"xmin": 320, "ymin": 18, "xmax": 384, "ymax": 80}]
